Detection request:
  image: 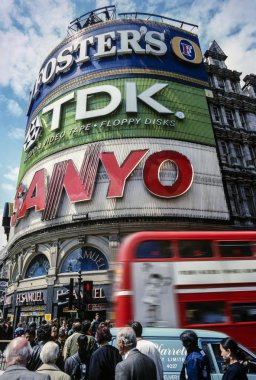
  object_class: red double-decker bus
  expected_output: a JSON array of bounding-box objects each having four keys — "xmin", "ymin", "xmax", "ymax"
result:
[{"xmin": 114, "ymin": 231, "xmax": 256, "ymax": 352}]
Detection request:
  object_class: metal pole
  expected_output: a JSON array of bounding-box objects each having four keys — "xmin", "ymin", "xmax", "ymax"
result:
[{"xmin": 78, "ymin": 270, "xmax": 82, "ymax": 319}]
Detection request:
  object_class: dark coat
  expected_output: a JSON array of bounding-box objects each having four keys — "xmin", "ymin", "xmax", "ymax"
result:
[
  {"xmin": 65, "ymin": 352, "xmax": 88, "ymax": 380},
  {"xmin": 115, "ymin": 348, "xmax": 157, "ymax": 380},
  {"xmin": 222, "ymin": 362, "xmax": 248, "ymax": 380},
  {"xmin": 26, "ymin": 341, "xmax": 44, "ymax": 371},
  {"xmin": 89, "ymin": 345, "xmax": 122, "ymax": 380}
]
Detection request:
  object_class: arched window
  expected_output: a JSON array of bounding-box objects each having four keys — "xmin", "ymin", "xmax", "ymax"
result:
[
  {"xmin": 25, "ymin": 254, "xmax": 50, "ymax": 278},
  {"xmin": 60, "ymin": 246, "xmax": 108, "ymax": 273}
]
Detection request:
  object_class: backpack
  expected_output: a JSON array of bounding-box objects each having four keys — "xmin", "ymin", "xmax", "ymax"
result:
[{"xmin": 69, "ymin": 355, "xmax": 87, "ymax": 380}]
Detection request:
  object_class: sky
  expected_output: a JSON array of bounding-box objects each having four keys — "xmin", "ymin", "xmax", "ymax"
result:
[{"xmin": 0, "ymin": 0, "xmax": 255, "ymax": 248}]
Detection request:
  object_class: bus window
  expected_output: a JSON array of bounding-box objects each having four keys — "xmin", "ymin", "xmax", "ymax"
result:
[
  {"xmin": 219, "ymin": 241, "xmax": 254, "ymax": 257},
  {"xmin": 135, "ymin": 240, "xmax": 173, "ymax": 259},
  {"xmin": 185, "ymin": 301, "xmax": 227, "ymax": 324},
  {"xmin": 232, "ymin": 303, "xmax": 256, "ymax": 322},
  {"xmin": 178, "ymin": 240, "xmax": 213, "ymax": 258}
]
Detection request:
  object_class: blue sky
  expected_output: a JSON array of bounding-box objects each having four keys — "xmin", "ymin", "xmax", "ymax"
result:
[{"xmin": 0, "ymin": 0, "xmax": 255, "ymax": 247}]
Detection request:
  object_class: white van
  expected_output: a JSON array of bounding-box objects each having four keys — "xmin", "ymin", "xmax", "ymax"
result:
[{"xmin": 111, "ymin": 327, "xmax": 256, "ymax": 379}]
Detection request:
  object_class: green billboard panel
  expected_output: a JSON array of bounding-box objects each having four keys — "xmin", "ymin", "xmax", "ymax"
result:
[{"xmin": 19, "ymin": 77, "xmax": 214, "ymax": 183}]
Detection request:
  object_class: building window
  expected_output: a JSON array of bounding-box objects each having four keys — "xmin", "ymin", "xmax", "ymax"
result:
[
  {"xmin": 239, "ymin": 112, "xmax": 247, "ymax": 129},
  {"xmin": 213, "ymin": 106, "xmax": 220, "ymax": 122},
  {"xmin": 230, "ymin": 81, "xmax": 236, "ymax": 92},
  {"xmin": 60, "ymin": 246, "xmax": 109, "ymax": 273},
  {"xmin": 230, "ymin": 184, "xmax": 240, "ymax": 214},
  {"xmin": 217, "ymin": 76, "xmax": 225, "ymax": 89},
  {"xmin": 249, "ymin": 147, "xmax": 256, "ymax": 166},
  {"xmin": 25, "ymin": 255, "xmax": 50, "ymax": 278},
  {"xmin": 226, "ymin": 110, "xmax": 235, "ymax": 127},
  {"xmin": 220, "ymin": 141, "xmax": 229, "ymax": 164},
  {"xmin": 244, "ymin": 187, "xmax": 256, "ymax": 216},
  {"xmin": 208, "ymin": 75, "xmax": 214, "ymax": 88},
  {"xmin": 233, "ymin": 143, "xmax": 244, "ymax": 166}
]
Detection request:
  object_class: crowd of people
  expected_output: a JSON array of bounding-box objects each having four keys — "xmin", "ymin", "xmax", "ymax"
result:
[{"xmin": 0, "ymin": 315, "xmax": 248, "ymax": 380}]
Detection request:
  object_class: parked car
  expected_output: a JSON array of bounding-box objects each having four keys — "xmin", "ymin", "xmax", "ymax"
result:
[{"xmin": 110, "ymin": 327, "xmax": 256, "ymax": 379}]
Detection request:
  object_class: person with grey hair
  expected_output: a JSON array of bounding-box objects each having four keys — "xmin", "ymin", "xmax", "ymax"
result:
[
  {"xmin": 130, "ymin": 321, "xmax": 163, "ymax": 380},
  {"xmin": 115, "ymin": 327, "xmax": 157, "ymax": 380},
  {"xmin": 36, "ymin": 341, "xmax": 71, "ymax": 380},
  {"xmin": 0, "ymin": 337, "xmax": 50, "ymax": 380}
]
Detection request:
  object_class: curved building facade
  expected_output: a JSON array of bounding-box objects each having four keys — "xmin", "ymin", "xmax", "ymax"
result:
[{"xmin": 1, "ymin": 10, "xmax": 229, "ymax": 325}]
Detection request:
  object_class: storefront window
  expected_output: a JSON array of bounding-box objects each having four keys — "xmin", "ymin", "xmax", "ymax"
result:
[
  {"xmin": 25, "ymin": 254, "xmax": 50, "ymax": 278},
  {"xmin": 60, "ymin": 246, "xmax": 109, "ymax": 273}
]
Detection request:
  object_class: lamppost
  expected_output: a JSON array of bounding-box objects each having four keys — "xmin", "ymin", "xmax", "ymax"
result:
[{"xmin": 77, "ymin": 270, "xmax": 82, "ymax": 318}]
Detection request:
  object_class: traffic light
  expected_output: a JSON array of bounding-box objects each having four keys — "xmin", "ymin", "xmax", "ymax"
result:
[
  {"xmin": 68, "ymin": 278, "xmax": 74, "ymax": 309},
  {"xmin": 82, "ymin": 281, "xmax": 93, "ymax": 304}
]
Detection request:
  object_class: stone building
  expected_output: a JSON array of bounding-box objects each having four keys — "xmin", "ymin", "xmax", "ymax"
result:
[
  {"xmin": 0, "ymin": 10, "xmax": 255, "ymax": 327},
  {"xmin": 204, "ymin": 41, "xmax": 256, "ymax": 226}
]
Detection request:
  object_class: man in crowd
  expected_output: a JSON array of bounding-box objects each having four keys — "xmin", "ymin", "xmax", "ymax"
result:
[
  {"xmin": 115, "ymin": 326, "xmax": 157, "ymax": 380},
  {"xmin": 1, "ymin": 337, "xmax": 50, "ymax": 380},
  {"xmin": 24, "ymin": 327, "xmax": 37, "ymax": 348},
  {"xmin": 130, "ymin": 321, "xmax": 163, "ymax": 380},
  {"xmin": 179, "ymin": 330, "xmax": 211, "ymax": 380},
  {"xmin": 14, "ymin": 322, "xmax": 25, "ymax": 338},
  {"xmin": 63, "ymin": 321, "xmax": 83, "ymax": 360},
  {"xmin": 27, "ymin": 323, "xmax": 52, "ymax": 371},
  {"xmin": 90, "ymin": 313, "xmax": 100, "ymax": 337}
]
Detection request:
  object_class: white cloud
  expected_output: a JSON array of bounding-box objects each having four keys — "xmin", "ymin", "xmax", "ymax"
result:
[
  {"xmin": 0, "ymin": 0, "xmax": 76, "ymax": 98},
  {"xmin": 7, "ymin": 99, "xmax": 23, "ymax": 116},
  {"xmin": 1, "ymin": 183, "xmax": 16, "ymax": 192},
  {"xmin": 140, "ymin": 0, "xmax": 256, "ymax": 78},
  {"xmin": 8, "ymin": 128, "xmax": 24, "ymax": 140},
  {"xmin": 4, "ymin": 167, "xmax": 19, "ymax": 182},
  {"xmin": 0, "ymin": 95, "xmax": 23, "ymax": 117}
]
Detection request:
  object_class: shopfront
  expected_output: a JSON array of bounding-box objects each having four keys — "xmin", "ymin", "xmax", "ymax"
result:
[
  {"xmin": 15, "ymin": 289, "xmax": 47, "ymax": 327},
  {"xmin": 3, "ymin": 294, "xmax": 13, "ymax": 321},
  {"xmin": 55, "ymin": 284, "xmax": 110, "ymax": 321}
]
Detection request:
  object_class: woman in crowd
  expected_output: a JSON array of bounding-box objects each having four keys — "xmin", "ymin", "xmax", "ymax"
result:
[
  {"xmin": 65, "ymin": 335, "xmax": 89, "ymax": 380},
  {"xmin": 89, "ymin": 325, "xmax": 122, "ymax": 380},
  {"xmin": 220, "ymin": 337, "xmax": 248, "ymax": 380},
  {"xmin": 37, "ymin": 341, "xmax": 70, "ymax": 380}
]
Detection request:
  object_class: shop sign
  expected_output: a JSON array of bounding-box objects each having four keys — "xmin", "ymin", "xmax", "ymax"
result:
[
  {"xmin": 87, "ymin": 303, "xmax": 107, "ymax": 311},
  {"xmin": 56, "ymin": 286, "xmax": 107, "ymax": 302},
  {"xmin": 16, "ymin": 290, "xmax": 46, "ymax": 305},
  {"xmin": 44, "ymin": 314, "xmax": 52, "ymax": 321},
  {"xmin": 63, "ymin": 307, "xmax": 77, "ymax": 313}
]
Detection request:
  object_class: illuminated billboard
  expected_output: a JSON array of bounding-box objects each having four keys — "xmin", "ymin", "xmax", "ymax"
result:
[{"xmin": 11, "ymin": 18, "xmax": 229, "ymax": 235}]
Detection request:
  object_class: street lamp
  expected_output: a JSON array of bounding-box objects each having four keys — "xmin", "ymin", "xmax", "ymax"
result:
[{"xmin": 77, "ymin": 270, "xmax": 82, "ymax": 316}]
